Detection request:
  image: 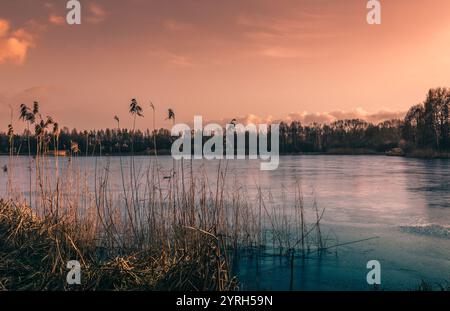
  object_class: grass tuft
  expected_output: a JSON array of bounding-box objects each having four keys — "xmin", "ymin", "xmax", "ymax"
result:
[{"xmin": 0, "ymin": 200, "xmax": 237, "ymax": 291}]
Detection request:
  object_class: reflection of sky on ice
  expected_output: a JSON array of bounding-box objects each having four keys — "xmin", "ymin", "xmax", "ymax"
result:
[{"xmin": 1, "ymin": 155, "xmax": 449, "ymax": 290}]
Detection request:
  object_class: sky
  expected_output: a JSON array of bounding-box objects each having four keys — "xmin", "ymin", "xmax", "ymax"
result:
[{"xmin": 1, "ymin": 0, "xmax": 450, "ymax": 130}]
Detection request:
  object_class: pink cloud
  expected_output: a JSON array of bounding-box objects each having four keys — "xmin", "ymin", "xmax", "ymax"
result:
[
  {"xmin": 148, "ymin": 49, "xmax": 195, "ymax": 67},
  {"xmin": 285, "ymin": 108, "xmax": 405, "ymax": 125},
  {"xmin": 205, "ymin": 108, "xmax": 405, "ymax": 127},
  {"xmin": 49, "ymin": 15, "xmax": 65, "ymax": 26},
  {"xmin": 0, "ymin": 19, "xmax": 37, "ymax": 65},
  {"xmin": 87, "ymin": 3, "xmax": 107, "ymax": 24}
]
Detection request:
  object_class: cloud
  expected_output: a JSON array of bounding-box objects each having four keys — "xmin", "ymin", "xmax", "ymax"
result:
[
  {"xmin": 205, "ymin": 108, "xmax": 405, "ymax": 127},
  {"xmin": 44, "ymin": 2, "xmax": 55, "ymax": 10},
  {"xmin": 170, "ymin": 54, "xmax": 194, "ymax": 67},
  {"xmin": 0, "ymin": 19, "xmax": 9, "ymax": 36},
  {"xmin": 87, "ymin": 3, "xmax": 107, "ymax": 24},
  {"xmin": 0, "ymin": 19, "xmax": 37, "ymax": 65},
  {"xmin": 148, "ymin": 49, "xmax": 195, "ymax": 67},
  {"xmin": 0, "ymin": 85, "xmax": 67, "ymax": 130},
  {"xmin": 0, "ymin": 86, "xmax": 60, "ymax": 106},
  {"xmin": 285, "ymin": 108, "xmax": 406, "ymax": 125},
  {"xmin": 48, "ymin": 3, "xmax": 107, "ymax": 26},
  {"xmin": 236, "ymin": 10, "xmax": 340, "ymax": 60},
  {"xmin": 237, "ymin": 14, "xmax": 318, "ymax": 36},
  {"xmin": 14, "ymin": 86, "xmax": 59, "ymax": 101},
  {"xmin": 259, "ymin": 47, "xmax": 306, "ymax": 59},
  {"xmin": 49, "ymin": 15, "xmax": 65, "ymax": 26}
]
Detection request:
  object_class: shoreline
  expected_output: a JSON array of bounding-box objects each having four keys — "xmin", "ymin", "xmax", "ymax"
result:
[{"xmin": 1, "ymin": 151, "xmax": 449, "ymax": 159}]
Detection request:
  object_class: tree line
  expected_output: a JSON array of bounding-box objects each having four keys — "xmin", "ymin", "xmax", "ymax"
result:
[{"xmin": 0, "ymin": 88, "xmax": 448, "ymax": 156}]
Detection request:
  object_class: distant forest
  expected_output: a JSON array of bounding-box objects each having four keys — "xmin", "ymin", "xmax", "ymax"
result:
[{"xmin": 0, "ymin": 88, "xmax": 449, "ymax": 156}]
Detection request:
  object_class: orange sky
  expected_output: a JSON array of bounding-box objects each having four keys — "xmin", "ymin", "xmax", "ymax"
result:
[{"xmin": 1, "ymin": 0, "xmax": 450, "ymax": 130}]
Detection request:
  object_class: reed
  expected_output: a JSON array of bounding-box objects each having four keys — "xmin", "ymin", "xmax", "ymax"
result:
[
  {"xmin": 0, "ymin": 199, "xmax": 237, "ymax": 290},
  {"xmin": 0, "ymin": 101, "xmax": 334, "ymax": 291}
]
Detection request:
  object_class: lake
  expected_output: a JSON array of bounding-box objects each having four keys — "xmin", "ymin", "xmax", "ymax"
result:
[{"xmin": 1, "ymin": 155, "xmax": 449, "ymax": 290}]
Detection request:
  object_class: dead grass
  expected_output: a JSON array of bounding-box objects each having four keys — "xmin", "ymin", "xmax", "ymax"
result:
[{"xmin": 0, "ymin": 200, "xmax": 237, "ymax": 291}]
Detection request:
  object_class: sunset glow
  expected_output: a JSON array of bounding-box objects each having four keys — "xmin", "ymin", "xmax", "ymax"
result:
[{"xmin": 1, "ymin": 0, "xmax": 450, "ymax": 130}]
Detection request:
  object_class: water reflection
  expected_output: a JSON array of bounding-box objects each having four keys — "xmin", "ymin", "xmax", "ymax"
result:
[{"xmin": 0, "ymin": 155, "xmax": 449, "ymax": 290}]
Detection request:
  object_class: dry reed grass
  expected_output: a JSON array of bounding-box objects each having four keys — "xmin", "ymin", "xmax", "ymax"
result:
[
  {"xmin": 0, "ymin": 199, "xmax": 237, "ymax": 291},
  {"xmin": 1, "ymin": 102, "xmax": 333, "ymax": 291}
]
